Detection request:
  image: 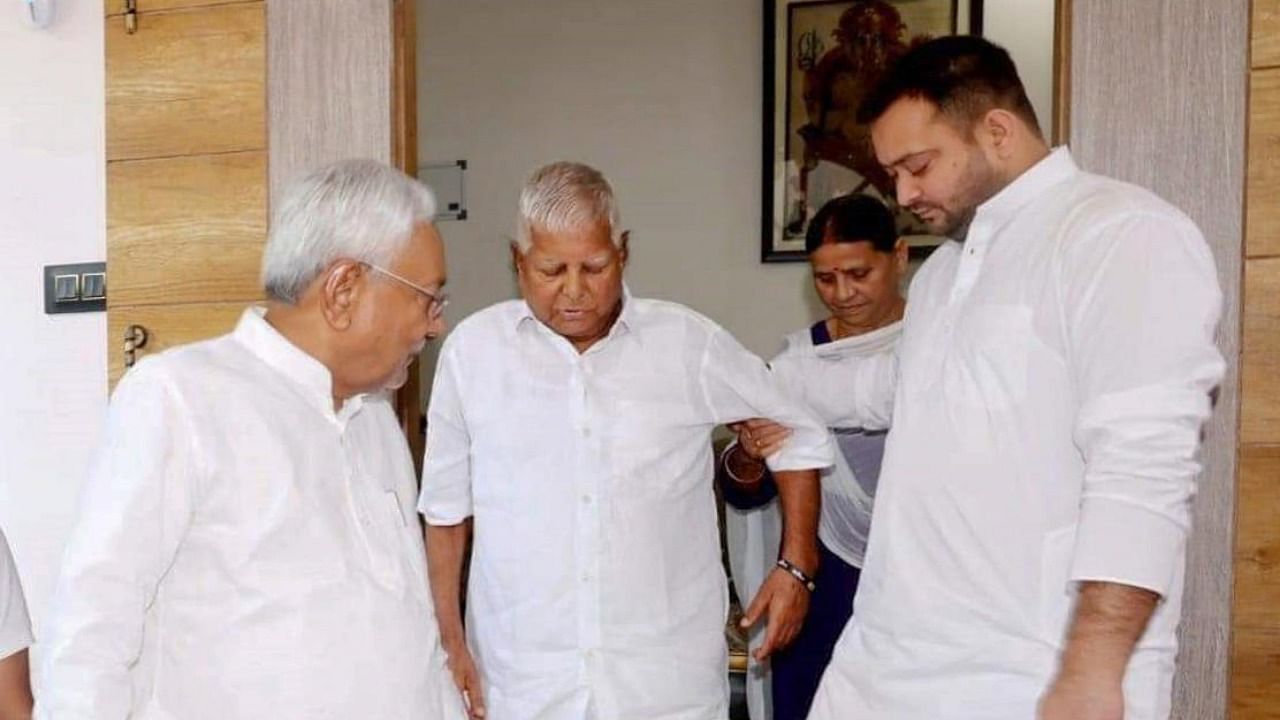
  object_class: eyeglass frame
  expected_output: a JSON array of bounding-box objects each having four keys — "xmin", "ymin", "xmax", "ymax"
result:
[{"xmin": 362, "ymin": 262, "xmax": 450, "ymax": 319}]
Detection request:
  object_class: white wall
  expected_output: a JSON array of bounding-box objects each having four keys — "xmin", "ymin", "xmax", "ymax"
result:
[
  {"xmin": 982, "ymin": 0, "xmax": 1057, "ymax": 135},
  {"xmin": 416, "ymin": 0, "xmax": 1058, "ymax": 386},
  {"xmin": 0, "ymin": 0, "xmax": 107, "ymax": 659}
]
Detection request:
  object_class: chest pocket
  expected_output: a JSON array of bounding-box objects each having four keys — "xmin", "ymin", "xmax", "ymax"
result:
[{"xmin": 946, "ymin": 303, "xmax": 1034, "ymax": 411}]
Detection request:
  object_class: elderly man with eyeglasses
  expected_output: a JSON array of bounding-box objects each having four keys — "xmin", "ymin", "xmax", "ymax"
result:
[
  {"xmin": 39, "ymin": 160, "xmax": 465, "ymax": 720},
  {"xmin": 419, "ymin": 161, "xmax": 834, "ymax": 720}
]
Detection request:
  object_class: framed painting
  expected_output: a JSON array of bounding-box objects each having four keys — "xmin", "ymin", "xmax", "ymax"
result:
[{"xmin": 761, "ymin": 0, "xmax": 982, "ymax": 262}]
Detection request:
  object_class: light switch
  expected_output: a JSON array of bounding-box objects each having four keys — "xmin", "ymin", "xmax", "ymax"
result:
[
  {"xmin": 44, "ymin": 262, "xmax": 106, "ymax": 314},
  {"xmin": 81, "ymin": 272, "xmax": 106, "ymax": 300},
  {"xmin": 53, "ymin": 274, "xmax": 79, "ymax": 302}
]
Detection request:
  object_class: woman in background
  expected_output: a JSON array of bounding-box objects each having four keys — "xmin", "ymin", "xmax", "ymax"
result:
[{"xmin": 720, "ymin": 193, "xmax": 906, "ymax": 720}]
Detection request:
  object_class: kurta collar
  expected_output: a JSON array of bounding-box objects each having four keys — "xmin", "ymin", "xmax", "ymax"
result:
[
  {"xmin": 514, "ymin": 284, "xmax": 638, "ymax": 351},
  {"xmin": 233, "ymin": 307, "xmax": 365, "ymax": 422},
  {"xmin": 972, "ymin": 146, "xmax": 1078, "ymax": 232}
]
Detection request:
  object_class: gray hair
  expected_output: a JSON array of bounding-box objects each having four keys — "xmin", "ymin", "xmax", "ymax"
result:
[
  {"xmin": 515, "ymin": 161, "xmax": 623, "ymax": 253},
  {"xmin": 261, "ymin": 159, "xmax": 437, "ymax": 303}
]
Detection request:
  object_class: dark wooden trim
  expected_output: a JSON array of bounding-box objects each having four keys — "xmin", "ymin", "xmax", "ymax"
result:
[{"xmin": 391, "ymin": 0, "xmax": 425, "ymax": 474}]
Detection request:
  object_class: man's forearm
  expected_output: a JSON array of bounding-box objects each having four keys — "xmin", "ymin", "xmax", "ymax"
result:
[
  {"xmin": 424, "ymin": 522, "xmax": 471, "ymax": 650},
  {"xmin": 0, "ymin": 650, "xmax": 32, "ymax": 720},
  {"xmin": 773, "ymin": 469, "xmax": 821, "ymax": 575},
  {"xmin": 1058, "ymin": 581, "xmax": 1160, "ymax": 682}
]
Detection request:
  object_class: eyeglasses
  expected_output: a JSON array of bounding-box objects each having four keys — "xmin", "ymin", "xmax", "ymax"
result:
[{"xmin": 363, "ymin": 262, "xmax": 450, "ymax": 319}]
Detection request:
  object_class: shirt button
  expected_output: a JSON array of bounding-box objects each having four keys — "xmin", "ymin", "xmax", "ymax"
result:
[
  {"xmin": 581, "ymin": 494, "xmax": 593, "ymax": 504},
  {"xmin": 581, "ymin": 427, "xmax": 591, "ymax": 438},
  {"xmin": 581, "ymin": 572, "xmax": 591, "ymax": 583}
]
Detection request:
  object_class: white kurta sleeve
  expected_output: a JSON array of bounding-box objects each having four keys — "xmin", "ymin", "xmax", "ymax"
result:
[
  {"xmin": 1062, "ymin": 212, "xmax": 1225, "ymax": 598},
  {"xmin": 38, "ymin": 359, "xmax": 198, "ymax": 720},
  {"xmin": 0, "ymin": 528, "xmax": 32, "ymax": 661},
  {"xmin": 418, "ymin": 336, "xmax": 474, "ymax": 525},
  {"xmin": 769, "ymin": 341, "xmax": 899, "ymax": 432},
  {"xmin": 699, "ymin": 325, "xmax": 833, "ymax": 472}
]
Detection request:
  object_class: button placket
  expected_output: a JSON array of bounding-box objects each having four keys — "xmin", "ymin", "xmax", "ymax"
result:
[{"xmin": 571, "ymin": 358, "xmax": 603, "ymax": 663}]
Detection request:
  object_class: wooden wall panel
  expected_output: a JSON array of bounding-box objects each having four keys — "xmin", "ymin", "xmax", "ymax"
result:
[
  {"xmin": 1232, "ymin": 444, "xmax": 1280, "ymax": 719},
  {"xmin": 106, "ymin": 3, "xmax": 265, "ymax": 161},
  {"xmin": 1242, "ymin": 258, "xmax": 1280, "ymax": 445},
  {"xmin": 106, "ymin": 0, "xmax": 259, "ymax": 16},
  {"xmin": 1254, "ymin": 0, "xmax": 1280, "ymax": 70},
  {"xmin": 1248, "ymin": 69, "xmax": 1280, "ymax": 259},
  {"xmin": 107, "ymin": 152, "xmax": 267, "ymax": 306},
  {"xmin": 1235, "ymin": 3, "xmax": 1280, "ymax": 719},
  {"xmin": 1233, "ymin": 627, "xmax": 1280, "ymax": 720},
  {"xmin": 1234, "ymin": 446, "xmax": 1280, "ymax": 630},
  {"xmin": 1070, "ymin": 1, "xmax": 1247, "ymax": 717},
  {"xmin": 107, "ymin": 302, "xmax": 246, "ymax": 385},
  {"xmin": 106, "ymin": 1, "xmax": 266, "ymax": 385}
]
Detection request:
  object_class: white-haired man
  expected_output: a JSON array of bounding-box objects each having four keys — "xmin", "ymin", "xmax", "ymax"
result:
[
  {"xmin": 419, "ymin": 162, "xmax": 834, "ymax": 720},
  {"xmin": 39, "ymin": 160, "xmax": 465, "ymax": 720}
]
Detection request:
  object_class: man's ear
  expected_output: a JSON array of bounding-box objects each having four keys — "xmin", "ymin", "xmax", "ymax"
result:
[
  {"xmin": 618, "ymin": 230, "xmax": 630, "ymax": 267},
  {"xmin": 319, "ymin": 260, "xmax": 364, "ymax": 330},
  {"xmin": 510, "ymin": 242, "xmax": 524, "ymax": 276},
  {"xmin": 981, "ymin": 108, "xmax": 1020, "ymax": 160}
]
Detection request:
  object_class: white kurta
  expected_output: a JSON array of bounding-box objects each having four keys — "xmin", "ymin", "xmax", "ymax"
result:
[
  {"xmin": 802, "ymin": 148, "xmax": 1225, "ymax": 720},
  {"xmin": 0, "ymin": 527, "xmax": 32, "ymax": 661},
  {"xmin": 38, "ymin": 309, "xmax": 465, "ymax": 720},
  {"xmin": 418, "ymin": 294, "xmax": 833, "ymax": 720}
]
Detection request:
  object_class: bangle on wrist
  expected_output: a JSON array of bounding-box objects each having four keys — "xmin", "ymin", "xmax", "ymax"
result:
[
  {"xmin": 725, "ymin": 442, "xmax": 766, "ymax": 485},
  {"xmin": 776, "ymin": 557, "xmax": 816, "ymax": 592}
]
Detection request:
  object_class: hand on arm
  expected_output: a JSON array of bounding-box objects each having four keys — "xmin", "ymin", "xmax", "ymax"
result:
[
  {"xmin": 724, "ymin": 418, "xmax": 791, "ymax": 490},
  {"xmin": 424, "ymin": 522, "xmax": 485, "ymax": 720},
  {"xmin": 1039, "ymin": 581, "xmax": 1160, "ymax": 720}
]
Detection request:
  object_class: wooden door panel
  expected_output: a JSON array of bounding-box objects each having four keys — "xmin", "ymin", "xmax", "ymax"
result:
[
  {"xmin": 108, "ymin": 151, "xmax": 267, "ymax": 306},
  {"xmin": 1255, "ymin": 0, "xmax": 1280, "ymax": 70},
  {"xmin": 106, "ymin": 0, "xmax": 259, "ymax": 16},
  {"xmin": 108, "ymin": 302, "xmax": 247, "ymax": 385},
  {"xmin": 1235, "ymin": 446, "xmax": 1280, "ymax": 632},
  {"xmin": 1242, "ymin": 258, "xmax": 1280, "ymax": 444},
  {"xmin": 1232, "ymin": 626, "xmax": 1280, "ymax": 720},
  {"xmin": 106, "ymin": 2, "xmax": 265, "ymax": 161},
  {"xmin": 1248, "ymin": 69, "xmax": 1280, "ymax": 259}
]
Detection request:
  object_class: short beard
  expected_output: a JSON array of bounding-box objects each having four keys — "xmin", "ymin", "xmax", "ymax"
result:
[{"xmin": 932, "ymin": 147, "xmax": 1004, "ymax": 242}]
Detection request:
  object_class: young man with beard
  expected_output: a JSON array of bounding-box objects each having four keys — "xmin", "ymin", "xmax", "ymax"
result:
[{"xmin": 797, "ymin": 36, "xmax": 1224, "ymax": 720}]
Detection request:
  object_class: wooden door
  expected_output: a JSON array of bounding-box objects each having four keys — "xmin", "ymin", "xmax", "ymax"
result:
[{"xmin": 105, "ymin": 0, "xmax": 267, "ymax": 385}]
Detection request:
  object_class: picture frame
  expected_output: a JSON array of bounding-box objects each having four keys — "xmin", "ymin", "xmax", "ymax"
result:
[{"xmin": 761, "ymin": 0, "xmax": 983, "ymax": 262}]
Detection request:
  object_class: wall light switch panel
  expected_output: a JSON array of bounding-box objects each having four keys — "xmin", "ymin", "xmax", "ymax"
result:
[{"xmin": 44, "ymin": 262, "xmax": 106, "ymax": 314}]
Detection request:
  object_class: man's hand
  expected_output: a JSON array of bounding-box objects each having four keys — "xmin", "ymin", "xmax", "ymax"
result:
[
  {"xmin": 443, "ymin": 640, "xmax": 486, "ymax": 720},
  {"xmin": 739, "ymin": 566, "xmax": 811, "ymax": 662},
  {"xmin": 729, "ymin": 418, "xmax": 792, "ymax": 460},
  {"xmin": 1038, "ymin": 671, "xmax": 1124, "ymax": 720}
]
